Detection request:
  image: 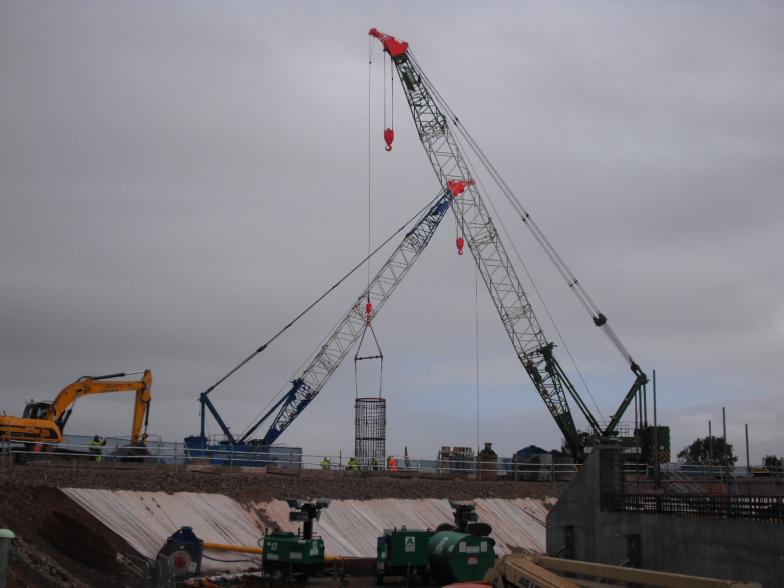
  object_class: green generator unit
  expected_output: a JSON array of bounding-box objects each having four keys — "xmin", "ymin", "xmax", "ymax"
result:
[
  {"xmin": 376, "ymin": 526, "xmax": 434, "ymax": 584},
  {"xmin": 263, "ymin": 499, "xmax": 329, "ymax": 582},
  {"xmin": 263, "ymin": 530, "xmax": 325, "ymax": 580},
  {"xmin": 427, "ymin": 530, "xmax": 495, "ymax": 584}
]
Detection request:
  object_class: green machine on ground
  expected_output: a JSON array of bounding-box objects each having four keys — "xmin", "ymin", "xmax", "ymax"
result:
[
  {"xmin": 376, "ymin": 526, "xmax": 433, "ymax": 584},
  {"xmin": 376, "ymin": 501, "xmax": 495, "ymax": 584},
  {"xmin": 262, "ymin": 499, "xmax": 329, "ymax": 582},
  {"xmin": 428, "ymin": 530, "xmax": 495, "ymax": 584},
  {"xmin": 427, "ymin": 502, "xmax": 496, "ymax": 584}
]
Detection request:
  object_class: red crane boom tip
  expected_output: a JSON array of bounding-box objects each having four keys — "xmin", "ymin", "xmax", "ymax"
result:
[{"xmin": 368, "ymin": 27, "xmax": 409, "ymax": 58}]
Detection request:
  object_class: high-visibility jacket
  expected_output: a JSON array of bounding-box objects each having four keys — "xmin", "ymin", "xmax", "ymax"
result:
[
  {"xmin": 89, "ymin": 439, "xmax": 105, "ymax": 462},
  {"xmin": 320, "ymin": 458, "xmax": 331, "ymax": 470}
]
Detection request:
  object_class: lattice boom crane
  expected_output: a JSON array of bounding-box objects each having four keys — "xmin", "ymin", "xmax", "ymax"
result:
[
  {"xmin": 369, "ymin": 27, "xmax": 648, "ymax": 458},
  {"xmin": 195, "ymin": 191, "xmax": 453, "ymax": 447}
]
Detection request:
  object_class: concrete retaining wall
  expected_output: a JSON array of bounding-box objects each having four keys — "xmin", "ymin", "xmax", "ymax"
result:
[{"xmin": 546, "ymin": 448, "xmax": 784, "ymax": 587}]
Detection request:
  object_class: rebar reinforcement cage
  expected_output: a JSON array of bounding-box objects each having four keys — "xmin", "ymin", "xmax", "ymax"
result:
[{"xmin": 354, "ymin": 397, "xmax": 386, "ymax": 468}]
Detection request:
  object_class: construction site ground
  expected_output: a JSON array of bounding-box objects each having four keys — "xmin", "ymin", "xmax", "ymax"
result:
[{"xmin": 0, "ymin": 462, "xmax": 566, "ymax": 587}]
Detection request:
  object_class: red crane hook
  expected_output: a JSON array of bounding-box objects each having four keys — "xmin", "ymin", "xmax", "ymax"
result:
[
  {"xmin": 383, "ymin": 128, "xmax": 395, "ymax": 152},
  {"xmin": 456, "ymin": 236, "xmax": 465, "ymax": 255}
]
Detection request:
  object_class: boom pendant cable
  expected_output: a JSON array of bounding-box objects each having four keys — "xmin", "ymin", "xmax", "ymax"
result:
[
  {"xmin": 450, "ymin": 121, "xmax": 605, "ymax": 422},
  {"xmin": 409, "ymin": 50, "xmax": 636, "ymax": 369}
]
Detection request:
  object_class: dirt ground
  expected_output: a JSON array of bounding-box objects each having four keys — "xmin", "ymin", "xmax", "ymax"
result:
[
  {"xmin": 0, "ymin": 462, "xmax": 566, "ymax": 587},
  {"xmin": 0, "ymin": 485, "xmax": 143, "ymax": 588}
]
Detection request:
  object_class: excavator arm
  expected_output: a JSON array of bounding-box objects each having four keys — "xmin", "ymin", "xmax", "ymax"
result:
[{"xmin": 46, "ymin": 370, "xmax": 152, "ymax": 443}]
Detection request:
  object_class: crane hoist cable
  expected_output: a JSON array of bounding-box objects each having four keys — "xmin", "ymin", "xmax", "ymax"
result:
[
  {"xmin": 355, "ymin": 33, "xmax": 385, "ymax": 401},
  {"xmin": 407, "ymin": 49, "xmax": 638, "ymax": 371},
  {"xmin": 382, "ymin": 52, "xmax": 395, "ymax": 151}
]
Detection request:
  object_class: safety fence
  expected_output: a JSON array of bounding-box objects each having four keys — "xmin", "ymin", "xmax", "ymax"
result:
[
  {"xmin": 603, "ymin": 492, "xmax": 784, "ymax": 524},
  {"xmin": 0, "ymin": 437, "xmax": 582, "ymax": 481},
  {"xmin": 3, "ymin": 436, "xmax": 781, "ymax": 483}
]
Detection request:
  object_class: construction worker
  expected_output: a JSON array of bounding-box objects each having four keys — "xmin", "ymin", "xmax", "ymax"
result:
[
  {"xmin": 320, "ymin": 456, "xmax": 331, "ymax": 470},
  {"xmin": 371, "ymin": 457, "xmax": 379, "ymax": 470},
  {"xmin": 387, "ymin": 455, "xmax": 397, "ymax": 472},
  {"xmin": 347, "ymin": 456, "xmax": 359, "ymax": 471},
  {"xmin": 89, "ymin": 435, "xmax": 106, "ymax": 462}
]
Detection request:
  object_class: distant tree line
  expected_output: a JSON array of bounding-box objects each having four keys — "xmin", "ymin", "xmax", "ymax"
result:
[{"xmin": 678, "ymin": 435, "xmax": 737, "ymax": 467}]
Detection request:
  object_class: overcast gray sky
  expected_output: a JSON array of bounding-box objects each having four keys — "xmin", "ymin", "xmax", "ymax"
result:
[{"xmin": 1, "ymin": 1, "xmax": 782, "ymax": 462}]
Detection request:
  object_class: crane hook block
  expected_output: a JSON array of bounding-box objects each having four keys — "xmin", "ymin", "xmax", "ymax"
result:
[
  {"xmin": 366, "ymin": 301, "xmax": 373, "ymax": 316},
  {"xmin": 456, "ymin": 236, "xmax": 465, "ymax": 255},
  {"xmin": 383, "ymin": 128, "xmax": 395, "ymax": 151},
  {"xmin": 368, "ymin": 28, "xmax": 409, "ymax": 58},
  {"xmin": 447, "ymin": 179, "xmax": 475, "ymax": 197}
]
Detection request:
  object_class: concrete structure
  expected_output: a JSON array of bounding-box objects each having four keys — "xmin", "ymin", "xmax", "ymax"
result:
[{"xmin": 546, "ymin": 447, "xmax": 784, "ymax": 587}]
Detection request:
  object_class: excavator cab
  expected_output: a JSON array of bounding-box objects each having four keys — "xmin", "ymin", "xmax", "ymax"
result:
[{"xmin": 22, "ymin": 401, "xmax": 51, "ymax": 420}]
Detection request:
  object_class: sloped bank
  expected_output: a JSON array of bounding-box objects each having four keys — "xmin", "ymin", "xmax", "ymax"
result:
[
  {"xmin": 65, "ymin": 489, "xmax": 557, "ymax": 573},
  {"xmin": 1, "ymin": 464, "xmax": 565, "ymax": 581}
]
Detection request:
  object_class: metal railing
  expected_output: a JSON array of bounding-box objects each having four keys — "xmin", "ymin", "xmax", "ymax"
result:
[
  {"xmin": 6, "ymin": 436, "xmax": 780, "ymax": 484},
  {"xmin": 2, "ymin": 438, "xmax": 583, "ymax": 481}
]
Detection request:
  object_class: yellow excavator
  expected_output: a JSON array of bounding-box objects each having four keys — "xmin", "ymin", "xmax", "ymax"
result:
[{"xmin": 0, "ymin": 370, "xmax": 152, "ymax": 451}]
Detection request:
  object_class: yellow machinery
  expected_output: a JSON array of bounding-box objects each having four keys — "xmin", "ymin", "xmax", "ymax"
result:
[
  {"xmin": 0, "ymin": 370, "xmax": 152, "ymax": 445},
  {"xmin": 483, "ymin": 555, "xmax": 762, "ymax": 588}
]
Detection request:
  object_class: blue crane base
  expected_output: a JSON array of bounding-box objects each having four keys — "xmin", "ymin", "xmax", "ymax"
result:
[{"xmin": 183, "ymin": 435, "xmax": 299, "ymax": 468}]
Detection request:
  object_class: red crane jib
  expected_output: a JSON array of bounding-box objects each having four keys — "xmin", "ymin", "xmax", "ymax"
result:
[{"xmin": 368, "ymin": 28, "xmax": 409, "ymax": 58}]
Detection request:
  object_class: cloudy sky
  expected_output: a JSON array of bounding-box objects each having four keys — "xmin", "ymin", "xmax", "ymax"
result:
[{"xmin": 1, "ymin": 1, "xmax": 782, "ymax": 462}]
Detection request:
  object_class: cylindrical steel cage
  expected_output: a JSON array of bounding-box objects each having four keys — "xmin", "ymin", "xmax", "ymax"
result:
[{"xmin": 354, "ymin": 397, "xmax": 386, "ymax": 469}]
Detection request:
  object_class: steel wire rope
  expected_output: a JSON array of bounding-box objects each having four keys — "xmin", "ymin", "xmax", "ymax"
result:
[
  {"xmin": 236, "ymin": 192, "xmax": 445, "ymax": 439},
  {"xmin": 475, "ymin": 263, "xmax": 480, "ymax": 454},
  {"xmin": 354, "ymin": 39, "xmax": 384, "ymax": 402},
  {"xmin": 446, "ymin": 100, "xmax": 635, "ymax": 367},
  {"xmin": 447, "ymin": 119, "xmax": 605, "ymax": 423},
  {"xmin": 391, "ymin": 53, "xmax": 394, "ymax": 130},
  {"xmin": 408, "ymin": 50, "xmax": 635, "ymax": 367},
  {"xmin": 369, "ymin": 38, "xmax": 373, "ymax": 291},
  {"xmin": 409, "ymin": 53, "xmax": 598, "ymax": 312}
]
